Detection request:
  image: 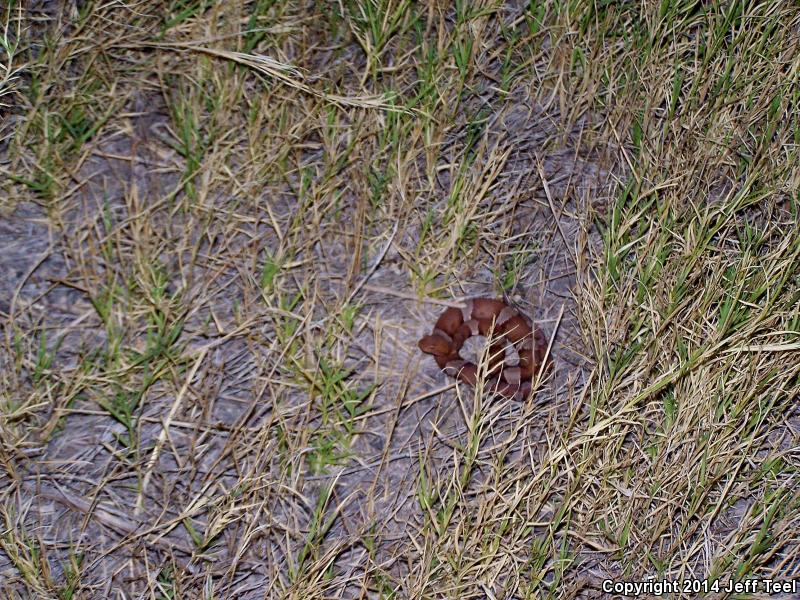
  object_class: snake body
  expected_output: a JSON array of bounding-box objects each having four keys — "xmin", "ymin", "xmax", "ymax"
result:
[{"xmin": 418, "ymin": 298, "xmax": 549, "ymax": 398}]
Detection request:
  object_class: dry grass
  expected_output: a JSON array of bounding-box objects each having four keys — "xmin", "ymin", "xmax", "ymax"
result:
[{"xmin": 0, "ymin": 0, "xmax": 798, "ymax": 598}]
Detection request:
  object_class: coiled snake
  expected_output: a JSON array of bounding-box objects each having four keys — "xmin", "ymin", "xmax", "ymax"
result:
[{"xmin": 418, "ymin": 298, "xmax": 549, "ymax": 398}]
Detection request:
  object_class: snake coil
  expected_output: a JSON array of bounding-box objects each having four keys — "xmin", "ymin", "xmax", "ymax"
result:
[{"xmin": 418, "ymin": 298, "xmax": 549, "ymax": 398}]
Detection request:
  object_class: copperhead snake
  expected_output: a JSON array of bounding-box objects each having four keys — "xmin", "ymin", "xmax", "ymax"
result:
[{"xmin": 418, "ymin": 298, "xmax": 550, "ymax": 398}]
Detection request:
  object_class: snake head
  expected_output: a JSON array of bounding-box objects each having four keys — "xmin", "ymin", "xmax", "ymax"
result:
[{"xmin": 418, "ymin": 334, "xmax": 451, "ymax": 356}]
